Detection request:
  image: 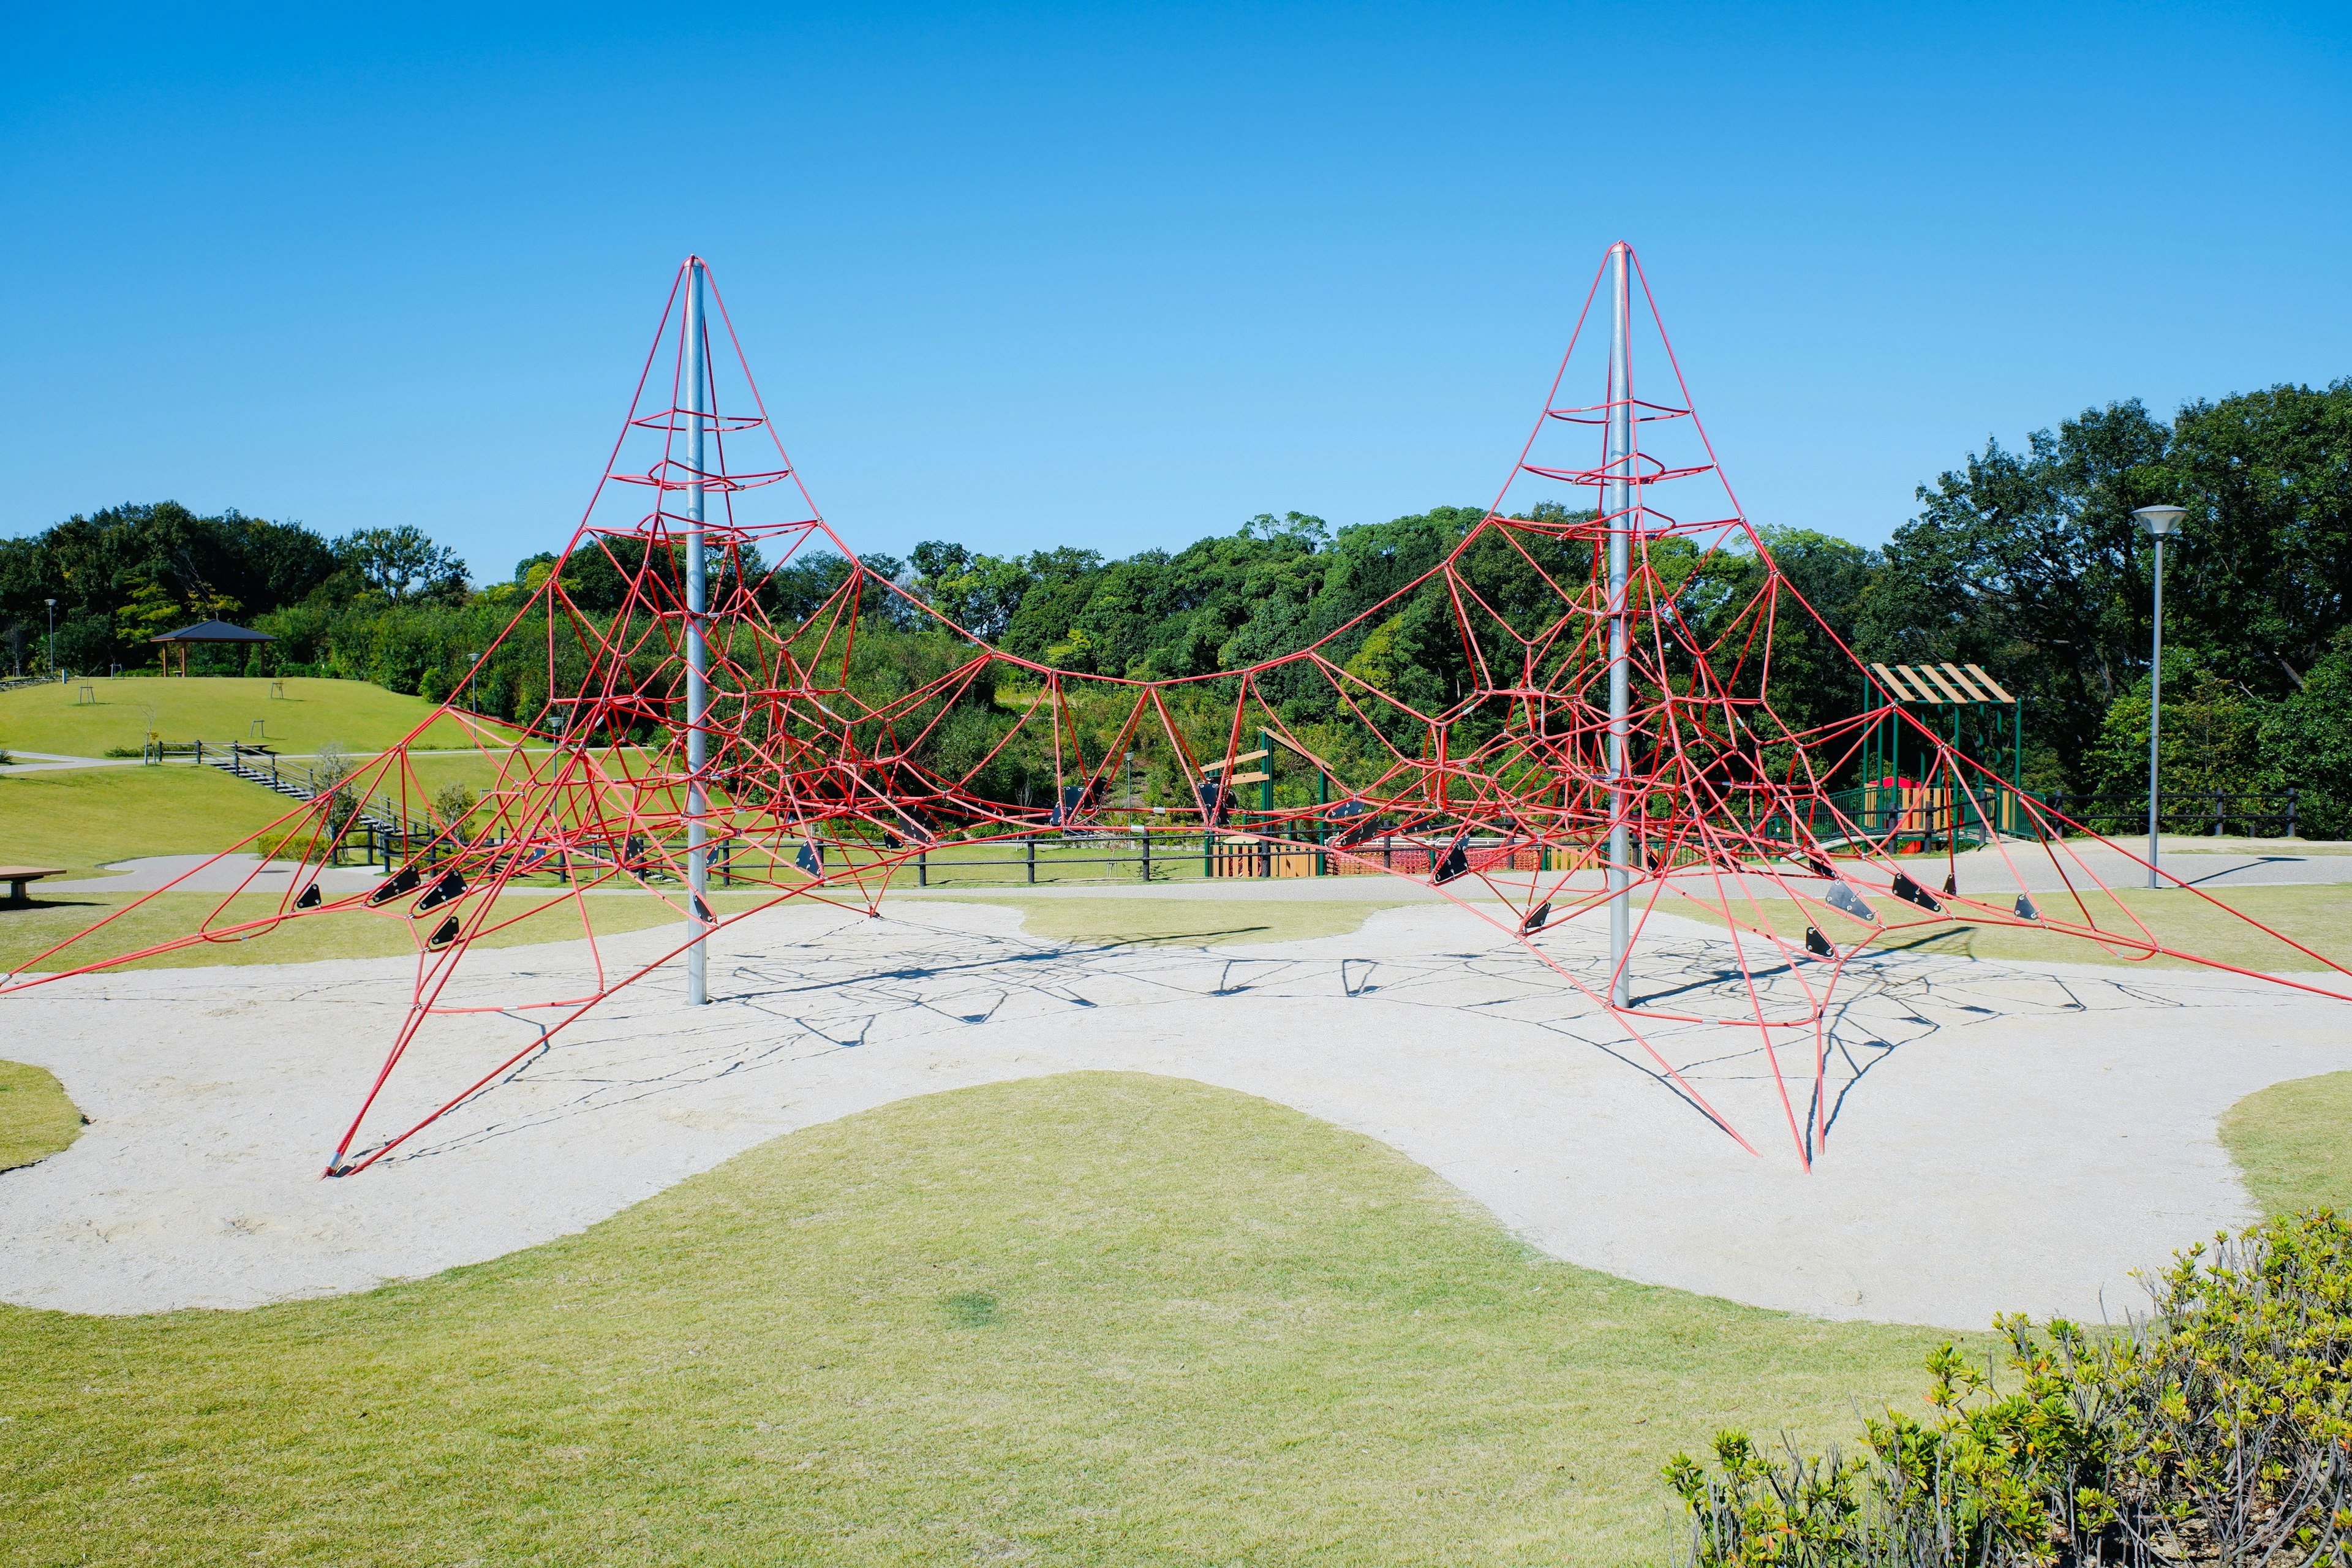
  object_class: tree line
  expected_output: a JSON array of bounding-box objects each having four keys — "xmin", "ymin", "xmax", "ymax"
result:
[{"xmin": 4, "ymin": 379, "xmax": 2346, "ymax": 832}]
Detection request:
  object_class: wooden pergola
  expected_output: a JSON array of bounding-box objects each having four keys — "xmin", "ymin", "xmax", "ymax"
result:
[{"xmin": 150, "ymin": 619, "xmax": 273, "ymax": 676}]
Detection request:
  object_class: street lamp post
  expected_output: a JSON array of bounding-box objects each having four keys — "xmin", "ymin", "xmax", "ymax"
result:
[
  {"xmin": 2133, "ymin": 505, "xmax": 2187, "ymax": 889},
  {"xmin": 45, "ymin": 599, "xmax": 56, "ymax": 679}
]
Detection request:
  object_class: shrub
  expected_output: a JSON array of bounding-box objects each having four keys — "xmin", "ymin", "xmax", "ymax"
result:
[
  {"xmin": 310, "ymin": 741, "xmax": 360, "ymax": 845},
  {"xmin": 431, "ymin": 781, "xmax": 476, "ymax": 831},
  {"xmin": 262, "ymin": 828, "xmax": 337, "ymax": 867},
  {"xmin": 1667, "ymin": 1211, "xmax": 2352, "ymax": 1567}
]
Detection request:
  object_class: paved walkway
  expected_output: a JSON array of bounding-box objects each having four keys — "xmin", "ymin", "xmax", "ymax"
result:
[
  {"xmin": 50, "ymin": 854, "xmax": 386, "ymax": 895},
  {"xmin": 0, "ymin": 750, "xmax": 139, "ymax": 775}
]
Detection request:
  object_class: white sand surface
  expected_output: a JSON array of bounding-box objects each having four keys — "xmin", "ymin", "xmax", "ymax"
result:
[{"xmin": 2, "ymin": 897, "xmax": 2346, "ymax": 1328}]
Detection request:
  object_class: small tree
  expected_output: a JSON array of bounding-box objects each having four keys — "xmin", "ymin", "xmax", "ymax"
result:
[
  {"xmin": 311, "ymin": 741, "xmax": 358, "ymax": 861},
  {"xmin": 432, "ymin": 781, "xmax": 477, "ymax": 833}
]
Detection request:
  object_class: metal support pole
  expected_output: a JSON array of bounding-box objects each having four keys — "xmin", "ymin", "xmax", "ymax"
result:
[
  {"xmin": 1605, "ymin": 243, "xmax": 1634, "ymax": 1008},
  {"xmin": 1316, "ymin": 771, "xmax": 1329, "ymax": 876},
  {"xmin": 2145, "ymin": 533, "xmax": 2165, "ymax": 889},
  {"xmin": 684, "ymin": 259, "xmax": 711, "ymax": 1003}
]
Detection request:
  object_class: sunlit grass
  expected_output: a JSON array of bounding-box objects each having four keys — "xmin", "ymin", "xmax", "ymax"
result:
[
  {"xmin": 0, "ymin": 1059, "xmax": 80, "ymax": 1173},
  {"xmin": 0, "ymin": 1074, "xmax": 1972, "ymax": 1565},
  {"xmin": 2221, "ymin": 1071, "xmax": 2352, "ymax": 1216},
  {"xmin": 0, "ymin": 764, "xmax": 293, "ymax": 877},
  {"xmin": 0, "ymin": 889, "xmax": 771, "ymax": 975},
  {"xmin": 1660, "ymin": 881, "xmax": 2352, "ymax": 973},
  {"xmin": 0, "ymin": 676, "xmax": 507, "ymax": 756}
]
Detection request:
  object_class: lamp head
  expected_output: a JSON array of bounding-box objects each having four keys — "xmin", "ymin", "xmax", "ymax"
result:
[{"xmin": 2133, "ymin": 505, "xmax": 2187, "ymax": 538}]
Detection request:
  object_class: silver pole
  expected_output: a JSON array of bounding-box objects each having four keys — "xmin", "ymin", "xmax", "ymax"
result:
[
  {"xmin": 684, "ymin": 260, "xmax": 711, "ymax": 1004},
  {"xmin": 1605, "ymin": 244, "xmax": 1632, "ymax": 1008},
  {"xmin": 2146, "ymin": 533, "xmax": 2164, "ymax": 891}
]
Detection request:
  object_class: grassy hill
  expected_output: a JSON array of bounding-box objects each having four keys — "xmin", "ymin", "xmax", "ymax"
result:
[
  {"xmin": 0, "ymin": 676, "xmax": 510, "ymax": 756},
  {"xmin": 0, "ymin": 764, "xmax": 293, "ymax": 877}
]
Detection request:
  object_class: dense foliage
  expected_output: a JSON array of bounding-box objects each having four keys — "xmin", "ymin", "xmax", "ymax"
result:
[
  {"xmin": 1665, "ymin": 1210, "xmax": 2352, "ymax": 1568},
  {"xmin": 4, "ymin": 379, "xmax": 2346, "ymax": 827}
]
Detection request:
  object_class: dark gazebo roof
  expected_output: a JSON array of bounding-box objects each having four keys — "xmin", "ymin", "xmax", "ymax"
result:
[{"xmin": 150, "ymin": 620, "xmax": 274, "ymax": 644}]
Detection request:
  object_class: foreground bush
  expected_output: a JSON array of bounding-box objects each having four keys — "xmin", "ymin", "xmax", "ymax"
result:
[{"xmin": 1666, "ymin": 1212, "xmax": 2352, "ymax": 1567}]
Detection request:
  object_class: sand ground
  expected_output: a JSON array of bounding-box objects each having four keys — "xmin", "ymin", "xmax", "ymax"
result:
[{"xmin": 3, "ymin": 888, "xmax": 2346, "ymax": 1329}]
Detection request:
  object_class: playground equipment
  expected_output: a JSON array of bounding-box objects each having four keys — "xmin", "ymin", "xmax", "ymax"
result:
[
  {"xmin": 1847, "ymin": 661, "xmax": 2027, "ymax": 851},
  {"xmin": 9, "ymin": 246, "xmax": 2345, "ymax": 1178}
]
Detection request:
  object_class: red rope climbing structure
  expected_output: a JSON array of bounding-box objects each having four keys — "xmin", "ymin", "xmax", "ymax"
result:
[{"xmin": 12, "ymin": 246, "xmax": 2345, "ymax": 1175}]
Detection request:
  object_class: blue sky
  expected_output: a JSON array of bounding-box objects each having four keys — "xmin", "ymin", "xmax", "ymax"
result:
[{"xmin": 3, "ymin": 2, "xmax": 2346, "ymax": 581}]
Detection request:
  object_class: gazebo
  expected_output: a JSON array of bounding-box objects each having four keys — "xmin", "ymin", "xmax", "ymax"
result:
[{"xmin": 150, "ymin": 619, "xmax": 273, "ymax": 676}]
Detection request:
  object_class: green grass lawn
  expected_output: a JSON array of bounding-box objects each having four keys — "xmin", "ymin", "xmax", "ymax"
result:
[
  {"xmin": 0, "ymin": 1073, "xmax": 1970, "ymax": 1566},
  {"xmin": 0, "ymin": 1059, "xmax": 80, "ymax": 1172},
  {"xmin": 1663, "ymin": 881, "xmax": 2352, "ymax": 973},
  {"xmin": 0, "ymin": 676, "xmax": 507, "ymax": 756},
  {"xmin": 0, "ymin": 764, "xmax": 296, "ymax": 876},
  {"xmin": 2220, "ymin": 1071, "xmax": 2352, "ymax": 1216},
  {"xmin": 1, "ymin": 889, "xmax": 772, "ymax": 975}
]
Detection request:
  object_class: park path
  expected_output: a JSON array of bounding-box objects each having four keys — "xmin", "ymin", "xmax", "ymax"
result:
[
  {"xmin": 0, "ymin": 750, "xmax": 138, "ymax": 775},
  {"xmin": 48, "ymin": 854, "xmax": 387, "ymax": 895}
]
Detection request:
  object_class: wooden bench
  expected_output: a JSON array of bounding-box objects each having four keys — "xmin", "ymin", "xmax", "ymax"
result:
[{"xmin": 0, "ymin": 867, "xmax": 66, "ymax": 905}]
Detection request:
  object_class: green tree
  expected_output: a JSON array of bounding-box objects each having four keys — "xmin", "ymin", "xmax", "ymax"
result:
[
  {"xmin": 2149, "ymin": 381, "xmax": 2352, "ymax": 693},
  {"xmin": 2256, "ymin": 628, "xmax": 2352, "ymax": 838},
  {"xmin": 1861, "ymin": 402, "xmax": 2172, "ymax": 786},
  {"xmin": 336, "ymin": 525, "xmax": 469, "ymax": 603},
  {"xmin": 2084, "ymin": 653, "xmax": 2267, "ymax": 830}
]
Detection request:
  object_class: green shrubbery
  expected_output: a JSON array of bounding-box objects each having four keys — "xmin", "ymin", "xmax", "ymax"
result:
[
  {"xmin": 1668, "ymin": 1212, "xmax": 2352, "ymax": 1567},
  {"xmin": 2085, "ymin": 633, "xmax": 2352, "ymax": 840}
]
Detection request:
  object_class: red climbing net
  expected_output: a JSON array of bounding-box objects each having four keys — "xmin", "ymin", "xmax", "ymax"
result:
[{"xmin": 12, "ymin": 246, "xmax": 2346, "ymax": 1174}]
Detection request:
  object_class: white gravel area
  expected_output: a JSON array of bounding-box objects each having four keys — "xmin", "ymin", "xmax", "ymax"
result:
[{"xmin": 2, "ymin": 897, "xmax": 2346, "ymax": 1329}]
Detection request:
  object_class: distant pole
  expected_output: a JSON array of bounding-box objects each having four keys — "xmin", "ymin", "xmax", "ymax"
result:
[
  {"xmin": 45, "ymin": 598, "xmax": 57, "ymax": 677},
  {"xmin": 2134, "ymin": 505, "xmax": 2187, "ymax": 890},
  {"xmin": 684, "ymin": 258, "xmax": 711, "ymax": 1005},
  {"xmin": 1605, "ymin": 244, "xmax": 1634, "ymax": 1007}
]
